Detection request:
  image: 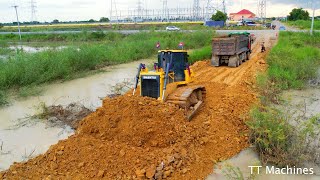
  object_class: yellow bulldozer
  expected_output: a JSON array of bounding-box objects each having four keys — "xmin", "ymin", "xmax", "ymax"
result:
[{"xmin": 133, "ymin": 50, "xmax": 206, "ymax": 120}]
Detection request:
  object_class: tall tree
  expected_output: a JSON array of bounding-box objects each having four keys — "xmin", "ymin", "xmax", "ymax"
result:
[
  {"xmin": 211, "ymin": 11, "xmax": 227, "ymax": 22},
  {"xmin": 99, "ymin": 17, "xmax": 110, "ymax": 22},
  {"xmin": 52, "ymin": 19, "xmax": 59, "ymax": 24},
  {"xmin": 288, "ymin": 8, "xmax": 309, "ymax": 21}
]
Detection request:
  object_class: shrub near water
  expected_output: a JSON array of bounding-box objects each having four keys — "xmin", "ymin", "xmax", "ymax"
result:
[{"xmin": 0, "ymin": 31, "xmax": 214, "ymax": 91}]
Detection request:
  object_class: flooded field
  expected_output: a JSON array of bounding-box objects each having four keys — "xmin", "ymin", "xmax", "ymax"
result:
[{"xmin": 0, "ymin": 59, "xmax": 152, "ymax": 170}]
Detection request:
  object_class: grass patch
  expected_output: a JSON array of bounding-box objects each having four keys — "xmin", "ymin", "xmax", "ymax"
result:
[
  {"xmin": 287, "ymin": 20, "xmax": 320, "ymax": 30},
  {"xmin": 189, "ymin": 45, "xmax": 212, "ymax": 63},
  {"xmin": 267, "ymin": 32, "xmax": 320, "ymax": 90},
  {"xmin": 0, "ymin": 90, "xmax": 8, "ymax": 106},
  {"xmin": 248, "ymin": 32, "xmax": 320, "ymax": 167}
]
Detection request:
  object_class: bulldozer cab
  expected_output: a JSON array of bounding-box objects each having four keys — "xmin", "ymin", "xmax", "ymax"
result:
[{"xmin": 157, "ymin": 50, "xmax": 189, "ymax": 82}]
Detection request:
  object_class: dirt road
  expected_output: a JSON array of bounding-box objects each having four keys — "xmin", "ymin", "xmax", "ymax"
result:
[{"xmin": 0, "ymin": 32, "xmax": 277, "ymax": 180}]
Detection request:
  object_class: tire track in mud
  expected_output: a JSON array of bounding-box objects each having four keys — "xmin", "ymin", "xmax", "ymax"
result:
[{"xmin": 194, "ymin": 33, "xmax": 275, "ymax": 87}]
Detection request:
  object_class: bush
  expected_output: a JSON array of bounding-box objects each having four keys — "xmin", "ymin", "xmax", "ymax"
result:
[{"xmin": 247, "ymin": 107, "xmax": 304, "ymax": 167}]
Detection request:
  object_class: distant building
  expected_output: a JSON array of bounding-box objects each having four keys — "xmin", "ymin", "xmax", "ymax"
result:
[{"xmin": 229, "ymin": 9, "xmax": 256, "ymax": 21}]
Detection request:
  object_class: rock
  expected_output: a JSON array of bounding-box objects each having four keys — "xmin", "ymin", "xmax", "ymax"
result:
[
  {"xmin": 163, "ymin": 170, "xmax": 171, "ymax": 178},
  {"xmin": 138, "ymin": 102, "xmax": 144, "ymax": 105},
  {"xmin": 78, "ymin": 162, "xmax": 85, "ymax": 168},
  {"xmin": 135, "ymin": 169, "xmax": 146, "ymax": 178},
  {"xmin": 150, "ymin": 101, "xmax": 158, "ymax": 106},
  {"xmin": 167, "ymin": 155, "xmax": 175, "ymax": 164},
  {"xmin": 11, "ymin": 171, "xmax": 17, "ymax": 175},
  {"xmin": 182, "ymin": 168, "xmax": 188, "ymax": 174},
  {"xmin": 119, "ymin": 149, "xmax": 126, "ymax": 157},
  {"xmin": 45, "ymin": 175, "xmax": 52, "ymax": 180},
  {"xmin": 176, "ymin": 160, "xmax": 183, "ymax": 168},
  {"xmin": 202, "ymin": 137, "xmax": 209, "ymax": 144},
  {"xmin": 56, "ymin": 151, "xmax": 64, "ymax": 155},
  {"xmin": 154, "ymin": 171, "xmax": 163, "ymax": 180},
  {"xmin": 50, "ymin": 162, "xmax": 58, "ymax": 170},
  {"xmin": 97, "ymin": 170, "xmax": 105, "ymax": 178},
  {"xmin": 52, "ymin": 156, "xmax": 57, "ymax": 162},
  {"xmin": 146, "ymin": 166, "xmax": 156, "ymax": 179},
  {"xmin": 180, "ymin": 148, "xmax": 187, "ymax": 157}
]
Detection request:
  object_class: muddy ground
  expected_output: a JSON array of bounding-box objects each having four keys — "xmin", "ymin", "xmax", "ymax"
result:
[{"xmin": 0, "ymin": 32, "xmax": 277, "ymax": 179}]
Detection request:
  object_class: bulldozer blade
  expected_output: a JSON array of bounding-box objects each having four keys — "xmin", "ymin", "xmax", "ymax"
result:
[{"xmin": 186, "ymin": 100, "xmax": 203, "ymax": 120}]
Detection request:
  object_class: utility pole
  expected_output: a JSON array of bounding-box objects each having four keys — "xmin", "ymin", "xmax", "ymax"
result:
[
  {"xmin": 12, "ymin": 5, "xmax": 22, "ymax": 41},
  {"xmin": 310, "ymin": 0, "xmax": 315, "ymax": 35},
  {"xmin": 30, "ymin": 0, "xmax": 37, "ymax": 23},
  {"xmin": 222, "ymin": 0, "xmax": 226, "ymax": 14}
]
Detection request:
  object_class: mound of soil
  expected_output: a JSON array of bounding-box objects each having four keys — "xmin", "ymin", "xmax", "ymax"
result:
[{"xmin": 0, "ymin": 41, "xmax": 268, "ymax": 179}]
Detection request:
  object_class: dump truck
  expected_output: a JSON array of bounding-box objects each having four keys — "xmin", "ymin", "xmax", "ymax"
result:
[
  {"xmin": 211, "ymin": 32, "xmax": 253, "ymax": 67},
  {"xmin": 133, "ymin": 50, "xmax": 206, "ymax": 120}
]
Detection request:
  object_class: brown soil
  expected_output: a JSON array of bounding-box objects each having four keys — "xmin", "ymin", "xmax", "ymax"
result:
[{"xmin": 0, "ymin": 34, "xmax": 275, "ymax": 180}]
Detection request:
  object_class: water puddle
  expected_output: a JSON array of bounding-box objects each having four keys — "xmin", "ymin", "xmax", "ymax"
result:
[
  {"xmin": 0, "ymin": 59, "xmax": 152, "ymax": 170},
  {"xmin": 8, "ymin": 45, "xmax": 66, "ymax": 53}
]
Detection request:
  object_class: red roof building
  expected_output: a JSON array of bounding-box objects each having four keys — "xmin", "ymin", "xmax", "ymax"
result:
[{"xmin": 229, "ymin": 9, "xmax": 256, "ymax": 21}]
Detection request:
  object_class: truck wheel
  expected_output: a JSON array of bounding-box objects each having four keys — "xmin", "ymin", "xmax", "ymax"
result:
[
  {"xmin": 246, "ymin": 52, "xmax": 251, "ymax": 60},
  {"xmin": 236, "ymin": 59, "xmax": 240, "ymax": 67},
  {"xmin": 239, "ymin": 55, "xmax": 243, "ymax": 65}
]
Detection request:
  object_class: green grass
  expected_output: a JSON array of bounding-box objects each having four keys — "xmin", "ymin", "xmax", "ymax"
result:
[
  {"xmin": 189, "ymin": 45, "xmax": 212, "ymax": 63},
  {"xmin": 287, "ymin": 20, "xmax": 320, "ymax": 30},
  {"xmin": 267, "ymin": 31, "xmax": 320, "ymax": 90},
  {"xmin": 0, "ymin": 31, "xmax": 214, "ymax": 102}
]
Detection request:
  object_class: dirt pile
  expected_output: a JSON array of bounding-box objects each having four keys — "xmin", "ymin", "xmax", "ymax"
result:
[{"xmin": 0, "ymin": 34, "xmax": 272, "ymax": 179}]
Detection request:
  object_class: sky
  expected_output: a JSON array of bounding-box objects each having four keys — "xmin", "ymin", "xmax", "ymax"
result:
[{"xmin": 0, "ymin": 0, "xmax": 319, "ymax": 23}]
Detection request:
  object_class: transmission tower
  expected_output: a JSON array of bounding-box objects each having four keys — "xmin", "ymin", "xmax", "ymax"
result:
[
  {"xmin": 193, "ymin": 0, "xmax": 200, "ymax": 20},
  {"xmin": 162, "ymin": 0, "xmax": 169, "ymax": 21},
  {"xmin": 30, "ymin": 0, "xmax": 37, "ymax": 23},
  {"xmin": 109, "ymin": 0, "xmax": 119, "ymax": 23},
  {"xmin": 205, "ymin": 0, "xmax": 215, "ymax": 21},
  {"xmin": 258, "ymin": 0, "xmax": 266, "ymax": 23},
  {"xmin": 137, "ymin": 0, "xmax": 143, "ymax": 17}
]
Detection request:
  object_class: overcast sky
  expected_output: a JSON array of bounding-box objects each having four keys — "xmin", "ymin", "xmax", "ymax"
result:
[{"xmin": 0, "ymin": 0, "xmax": 319, "ymax": 23}]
